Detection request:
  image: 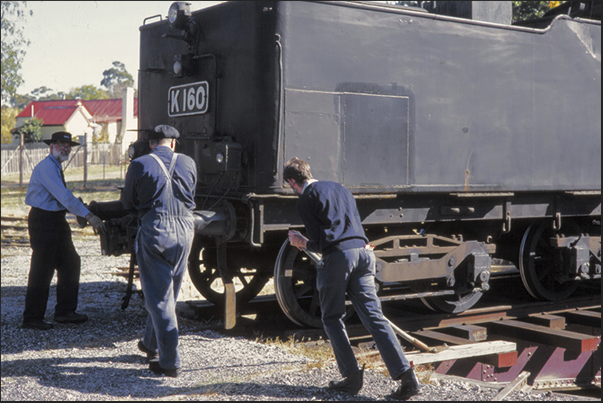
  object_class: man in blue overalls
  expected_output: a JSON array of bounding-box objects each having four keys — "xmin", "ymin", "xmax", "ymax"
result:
[{"xmin": 121, "ymin": 125, "xmax": 197, "ymax": 377}]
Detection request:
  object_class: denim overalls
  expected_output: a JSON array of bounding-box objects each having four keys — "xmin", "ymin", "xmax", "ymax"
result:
[{"xmin": 137, "ymin": 153, "xmax": 195, "ymax": 370}]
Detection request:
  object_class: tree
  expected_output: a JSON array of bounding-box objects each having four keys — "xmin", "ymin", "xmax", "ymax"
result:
[
  {"xmin": 1, "ymin": 106, "xmax": 20, "ymax": 143},
  {"xmin": 389, "ymin": 1, "xmax": 559, "ymax": 23},
  {"xmin": 512, "ymin": 1, "xmax": 553, "ymax": 23},
  {"xmin": 66, "ymin": 85, "xmax": 109, "ymax": 100},
  {"xmin": 1, "ymin": 1, "xmax": 32, "ymax": 106},
  {"xmin": 10, "ymin": 116, "xmax": 43, "ymax": 143},
  {"xmin": 6, "ymin": 93, "xmax": 30, "ymax": 111},
  {"xmin": 101, "ymin": 61, "xmax": 134, "ymax": 98},
  {"xmin": 29, "ymin": 86, "xmax": 59, "ymax": 100}
]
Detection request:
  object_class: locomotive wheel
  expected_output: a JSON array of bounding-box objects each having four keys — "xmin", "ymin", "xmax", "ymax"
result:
[
  {"xmin": 420, "ymin": 290, "xmax": 483, "ymax": 313},
  {"xmin": 274, "ymin": 240, "xmax": 354, "ymax": 328},
  {"xmin": 519, "ymin": 219, "xmax": 579, "ymax": 301},
  {"xmin": 188, "ymin": 240, "xmax": 270, "ymax": 306}
]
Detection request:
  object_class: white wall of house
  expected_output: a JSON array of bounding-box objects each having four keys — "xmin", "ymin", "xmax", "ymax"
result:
[
  {"xmin": 119, "ymin": 87, "xmax": 138, "ymax": 154},
  {"xmin": 105, "ymin": 121, "xmax": 120, "ymax": 143},
  {"xmin": 64, "ymin": 105, "xmax": 95, "ymax": 141}
]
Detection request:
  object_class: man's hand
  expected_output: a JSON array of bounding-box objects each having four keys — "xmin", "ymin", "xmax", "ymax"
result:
[
  {"xmin": 288, "ymin": 230, "xmax": 308, "ymax": 250},
  {"xmin": 86, "ymin": 213, "xmax": 106, "ymax": 234}
]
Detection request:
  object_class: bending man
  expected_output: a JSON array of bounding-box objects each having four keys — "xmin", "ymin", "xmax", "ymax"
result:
[{"xmin": 285, "ymin": 157, "xmax": 421, "ymax": 400}]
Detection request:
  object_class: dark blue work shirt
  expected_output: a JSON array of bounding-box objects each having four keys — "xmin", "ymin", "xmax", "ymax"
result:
[
  {"xmin": 121, "ymin": 146, "xmax": 197, "ymax": 217},
  {"xmin": 296, "ymin": 180, "xmax": 368, "ymax": 255}
]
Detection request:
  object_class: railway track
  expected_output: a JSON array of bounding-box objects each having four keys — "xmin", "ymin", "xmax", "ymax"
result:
[
  {"xmin": 179, "ymin": 282, "xmax": 601, "ymax": 394},
  {"xmin": 4, "ymin": 215, "xmax": 599, "ymax": 393},
  {"xmin": 1, "ymin": 216, "xmax": 29, "ymax": 247}
]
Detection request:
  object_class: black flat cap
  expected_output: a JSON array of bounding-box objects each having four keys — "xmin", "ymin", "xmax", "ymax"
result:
[{"xmin": 148, "ymin": 125, "xmax": 180, "ymax": 139}]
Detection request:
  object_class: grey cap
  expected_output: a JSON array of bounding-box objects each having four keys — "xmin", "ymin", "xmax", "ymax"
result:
[{"xmin": 149, "ymin": 125, "xmax": 180, "ymax": 139}]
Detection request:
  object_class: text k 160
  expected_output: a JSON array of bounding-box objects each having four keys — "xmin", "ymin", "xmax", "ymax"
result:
[{"xmin": 168, "ymin": 81, "xmax": 209, "ymax": 117}]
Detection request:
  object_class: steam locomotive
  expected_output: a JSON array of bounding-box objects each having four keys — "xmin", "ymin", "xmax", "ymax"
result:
[{"xmin": 91, "ymin": 1, "xmax": 601, "ymax": 328}]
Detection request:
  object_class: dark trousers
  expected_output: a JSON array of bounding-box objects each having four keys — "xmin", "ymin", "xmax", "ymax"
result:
[
  {"xmin": 23, "ymin": 207, "xmax": 81, "ymax": 322},
  {"xmin": 317, "ymin": 247, "xmax": 411, "ymax": 379}
]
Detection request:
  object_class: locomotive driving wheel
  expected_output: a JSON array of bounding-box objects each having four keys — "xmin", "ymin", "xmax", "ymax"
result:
[
  {"xmin": 188, "ymin": 239, "xmax": 270, "ymax": 306},
  {"xmin": 519, "ymin": 219, "xmax": 580, "ymax": 301},
  {"xmin": 274, "ymin": 240, "xmax": 355, "ymax": 328}
]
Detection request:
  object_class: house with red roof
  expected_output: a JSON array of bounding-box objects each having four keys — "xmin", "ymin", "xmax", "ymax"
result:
[{"xmin": 14, "ymin": 88, "xmax": 138, "ymax": 152}]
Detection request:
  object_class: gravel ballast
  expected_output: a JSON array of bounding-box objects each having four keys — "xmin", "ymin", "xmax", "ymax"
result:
[{"xmin": 1, "ymin": 230, "xmax": 598, "ymax": 401}]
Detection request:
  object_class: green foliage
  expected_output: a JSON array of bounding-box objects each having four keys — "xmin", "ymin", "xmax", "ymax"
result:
[
  {"xmin": 9, "ymin": 93, "xmax": 33, "ymax": 110},
  {"xmin": 101, "ymin": 61, "xmax": 135, "ymax": 98},
  {"xmin": 11, "ymin": 117, "xmax": 43, "ymax": 143},
  {"xmin": 1, "ymin": 107, "xmax": 20, "ymax": 143},
  {"xmin": 11, "ymin": 59, "xmax": 133, "ymax": 105},
  {"xmin": 29, "ymin": 86, "xmax": 61, "ymax": 100},
  {"xmin": 1, "ymin": 1, "xmax": 32, "ymax": 106},
  {"xmin": 66, "ymin": 85, "xmax": 109, "ymax": 100},
  {"xmin": 389, "ymin": 1, "xmax": 559, "ymax": 24},
  {"xmin": 512, "ymin": 1, "xmax": 553, "ymax": 23}
]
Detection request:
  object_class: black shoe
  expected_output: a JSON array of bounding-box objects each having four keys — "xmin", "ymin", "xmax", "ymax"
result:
[
  {"xmin": 21, "ymin": 320, "xmax": 54, "ymax": 330},
  {"xmin": 386, "ymin": 369, "xmax": 422, "ymax": 400},
  {"xmin": 149, "ymin": 360, "xmax": 181, "ymax": 378},
  {"xmin": 328, "ymin": 364, "xmax": 364, "ymax": 395},
  {"xmin": 138, "ymin": 340, "xmax": 158, "ymax": 360},
  {"xmin": 54, "ymin": 312, "xmax": 88, "ymax": 324}
]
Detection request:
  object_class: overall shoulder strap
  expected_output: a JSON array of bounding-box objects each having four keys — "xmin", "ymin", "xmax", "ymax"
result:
[{"xmin": 149, "ymin": 153, "xmax": 178, "ymax": 180}]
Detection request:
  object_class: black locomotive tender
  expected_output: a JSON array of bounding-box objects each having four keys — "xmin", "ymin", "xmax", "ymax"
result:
[{"xmin": 89, "ymin": 1, "xmax": 601, "ymax": 329}]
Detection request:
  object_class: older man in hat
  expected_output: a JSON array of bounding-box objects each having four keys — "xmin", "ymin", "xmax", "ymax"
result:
[
  {"xmin": 22, "ymin": 131, "xmax": 106, "ymax": 330},
  {"xmin": 121, "ymin": 125, "xmax": 197, "ymax": 377}
]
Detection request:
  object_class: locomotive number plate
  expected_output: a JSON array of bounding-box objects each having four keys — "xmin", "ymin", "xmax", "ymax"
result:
[{"xmin": 168, "ymin": 81, "xmax": 209, "ymax": 117}]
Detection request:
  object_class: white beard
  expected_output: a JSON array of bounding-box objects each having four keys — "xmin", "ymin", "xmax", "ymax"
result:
[{"xmin": 52, "ymin": 148, "xmax": 69, "ymax": 163}]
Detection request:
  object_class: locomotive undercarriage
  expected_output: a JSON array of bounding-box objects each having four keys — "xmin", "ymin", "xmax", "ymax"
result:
[
  {"xmin": 87, "ymin": 193, "xmax": 601, "ymax": 329},
  {"xmin": 180, "ymin": 193, "xmax": 601, "ymax": 328},
  {"xmin": 271, "ymin": 216, "xmax": 600, "ymax": 328}
]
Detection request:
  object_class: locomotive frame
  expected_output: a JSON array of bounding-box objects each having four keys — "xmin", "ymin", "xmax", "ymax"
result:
[{"xmin": 96, "ymin": 1, "xmax": 601, "ymax": 329}]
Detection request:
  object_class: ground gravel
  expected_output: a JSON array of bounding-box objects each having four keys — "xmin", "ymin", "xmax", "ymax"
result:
[{"xmin": 1, "ymin": 225, "xmax": 598, "ymax": 401}]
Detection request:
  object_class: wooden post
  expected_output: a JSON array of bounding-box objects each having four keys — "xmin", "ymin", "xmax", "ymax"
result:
[
  {"xmin": 81, "ymin": 134, "xmax": 88, "ymax": 188},
  {"xmin": 19, "ymin": 133, "xmax": 24, "ymax": 188}
]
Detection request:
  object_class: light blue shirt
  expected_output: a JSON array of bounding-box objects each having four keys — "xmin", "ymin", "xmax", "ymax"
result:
[{"xmin": 25, "ymin": 153, "xmax": 90, "ymax": 218}]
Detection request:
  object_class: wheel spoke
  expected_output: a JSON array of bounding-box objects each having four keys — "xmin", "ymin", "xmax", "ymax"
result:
[
  {"xmin": 294, "ymin": 283, "xmax": 313, "ymax": 299},
  {"xmin": 236, "ymin": 274, "xmax": 250, "ymax": 287},
  {"xmin": 535, "ymin": 264, "xmax": 553, "ymax": 282},
  {"xmin": 274, "ymin": 240, "xmax": 354, "ymax": 328},
  {"xmin": 537, "ymin": 238, "xmax": 549, "ymax": 251},
  {"xmin": 188, "ymin": 241, "xmax": 269, "ymax": 305}
]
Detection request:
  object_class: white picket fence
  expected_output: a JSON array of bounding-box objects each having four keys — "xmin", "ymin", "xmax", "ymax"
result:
[{"xmin": 1, "ymin": 143, "xmax": 125, "ymax": 176}]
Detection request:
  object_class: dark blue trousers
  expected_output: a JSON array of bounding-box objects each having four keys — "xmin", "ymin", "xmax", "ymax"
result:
[{"xmin": 317, "ymin": 247, "xmax": 411, "ymax": 379}]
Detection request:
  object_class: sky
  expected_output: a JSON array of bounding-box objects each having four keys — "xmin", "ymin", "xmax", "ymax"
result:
[{"xmin": 17, "ymin": 1, "xmax": 223, "ymax": 96}]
